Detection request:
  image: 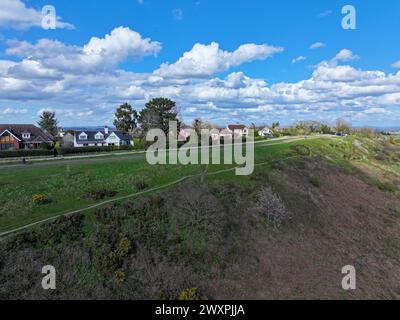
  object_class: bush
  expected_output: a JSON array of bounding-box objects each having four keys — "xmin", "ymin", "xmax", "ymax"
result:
[
  {"xmin": 0, "ymin": 149, "xmax": 54, "ymax": 158},
  {"xmin": 57, "ymin": 145, "xmax": 134, "ymax": 156},
  {"xmin": 290, "ymin": 145, "xmax": 311, "ymax": 156},
  {"xmin": 179, "ymin": 288, "xmax": 203, "ymax": 300},
  {"xmin": 115, "ymin": 237, "xmax": 131, "ymax": 258},
  {"xmin": 377, "ymin": 181, "xmax": 398, "ymax": 193},
  {"xmin": 114, "ymin": 269, "xmax": 126, "ymax": 282},
  {"xmin": 37, "ymin": 214, "xmax": 85, "ymax": 244},
  {"xmin": 86, "ymin": 189, "xmax": 118, "ymax": 201},
  {"xmin": 32, "ymin": 194, "xmax": 50, "ymax": 205},
  {"xmin": 133, "ymin": 175, "xmax": 149, "ymax": 191},
  {"xmin": 309, "ymin": 175, "xmax": 321, "ymax": 188},
  {"xmin": 254, "ymin": 186, "xmax": 291, "ymax": 227}
]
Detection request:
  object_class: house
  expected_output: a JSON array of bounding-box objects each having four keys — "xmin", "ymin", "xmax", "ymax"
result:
[
  {"xmin": 73, "ymin": 126, "xmax": 133, "ymax": 147},
  {"xmin": 257, "ymin": 126, "xmax": 273, "ymax": 137},
  {"xmin": 178, "ymin": 125, "xmax": 196, "ymax": 140},
  {"xmin": 226, "ymin": 124, "xmax": 249, "ymax": 137},
  {"xmin": 0, "ymin": 124, "xmax": 54, "ymax": 150}
]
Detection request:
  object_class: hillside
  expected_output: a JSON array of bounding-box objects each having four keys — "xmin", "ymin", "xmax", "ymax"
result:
[{"xmin": 1, "ymin": 136, "xmax": 399, "ymax": 299}]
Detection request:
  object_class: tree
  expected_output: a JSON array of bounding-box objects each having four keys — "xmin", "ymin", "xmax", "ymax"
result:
[
  {"xmin": 193, "ymin": 118, "xmax": 203, "ymax": 136},
  {"xmin": 114, "ymin": 103, "xmax": 138, "ymax": 134},
  {"xmin": 335, "ymin": 118, "xmax": 352, "ymax": 134},
  {"xmin": 138, "ymin": 97, "xmax": 180, "ymax": 134},
  {"xmin": 38, "ymin": 111, "xmax": 58, "ymax": 137},
  {"xmin": 272, "ymin": 121, "xmax": 280, "ymax": 130}
]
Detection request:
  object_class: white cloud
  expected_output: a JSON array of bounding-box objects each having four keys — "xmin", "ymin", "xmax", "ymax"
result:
[
  {"xmin": 155, "ymin": 42, "xmax": 284, "ymax": 78},
  {"xmin": 310, "ymin": 42, "xmax": 326, "ymax": 49},
  {"xmin": 0, "ymin": 37, "xmax": 399, "ymax": 126},
  {"xmin": 0, "ymin": 0, "xmax": 74, "ymax": 30},
  {"xmin": 292, "ymin": 56, "xmax": 306, "ymax": 64},
  {"xmin": 6, "ymin": 27, "xmax": 162, "ymax": 74},
  {"xmin": 391, "ymin": 60, "xmax": 400, "ymax": 68},
  {"xmin": 1, "ymin": 107, "xmax": 28, "ymax": 114},
  {"xmin": 331, "ymin": 49, "xmax": 359, "ymax": 63}
]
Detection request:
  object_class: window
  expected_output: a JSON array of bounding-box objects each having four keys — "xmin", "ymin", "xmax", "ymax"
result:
[
  {"xmin": 95, "ymin": 133, "xmax": 104, "ymax": 140},
  {"xmin": 0, "ymin": 144, "xmax": 13, "ymax": 150},
  {"xmin": 79, "ymin": 132, "xmax": 87, "ymax": 140},
  {"xmin": 22, "ymin": 132, "xmax": 31, "ymax": 139}
]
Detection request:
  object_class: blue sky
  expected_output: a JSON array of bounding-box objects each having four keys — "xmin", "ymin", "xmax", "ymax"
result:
[{"xmin": 0, "ymin": 0, "xmax": 399, "ymax": 127}]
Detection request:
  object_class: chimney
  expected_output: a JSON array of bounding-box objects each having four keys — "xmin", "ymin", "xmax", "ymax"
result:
[{"xmin": 104, "ymin": 125, "xmax": 109, "ymax": 134}]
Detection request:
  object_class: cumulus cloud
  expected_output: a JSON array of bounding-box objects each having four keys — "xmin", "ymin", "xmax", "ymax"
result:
[
  {"xmin": 392, "ymin": 60, "xmax": 400, "ymax": 68},
  {"xmin": 331, "ymin": 49, "xmax": 359, "ymax": 64},
  {"xmin": 6, "ymin": 27, "xmax": 162, "ymax": 73},
  {"xmin": 310, "ymin": 42, "xmax": 326, "ymax": 49},
  {"xmin": 0, "ymin": 36, "xmax": 399, "ymax": 126},
  {"xmin": 155, "ymin": 42, "xmax": 283, "ymax": 78},
  {"xmin": 0, "ymin": 0, "xmax": 74, "ymax": 30}
]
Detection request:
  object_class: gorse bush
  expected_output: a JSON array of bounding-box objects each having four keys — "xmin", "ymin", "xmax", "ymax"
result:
[
  {"xmin": 179, "ymin": 288, "xmax": 203, "ymax": 300},
  {"xmin": 32, "ymin": 194, "xmax": 50, "ymax": 205}
]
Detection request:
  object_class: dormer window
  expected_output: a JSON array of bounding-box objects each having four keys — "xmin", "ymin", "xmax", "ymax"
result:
[
  {"xmin": 22, "ymin": 132, "xmax": 31, "ymax": 139},
  {"xmin": 79, "ymin": 132, "xmax": 88, "ymax": 140},
  {"xmin": 95, "ymin": 132, "xmax": 104, "ymax": 140}
]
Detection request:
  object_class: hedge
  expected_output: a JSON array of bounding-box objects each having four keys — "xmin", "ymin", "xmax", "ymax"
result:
[
  {"xmin": 0, "ymin": 149, "xmax": 55, "ymax": 158},
  {"xmin": 57, "ymin": 145, "xmax": 135, "ymax": 156}
]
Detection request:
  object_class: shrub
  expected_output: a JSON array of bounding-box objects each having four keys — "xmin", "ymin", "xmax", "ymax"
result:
[
  {"xmin": 377, "ymin": 181, "xmax": 398, "ymax": 193},
  {"xmin": 0, "ymin": 149, "xmax": 54, "ymax": 158},
  {"xmin": 86, "ymin": 189, "xmax": 118, "ymax": 201},
  {"xmin": 179, "ymin": 288, "xmax": 202, "ymax": 300},
  {"xmin": 309, "ymin": 175, "xmax": 321, "ymax": 188},
  {"xmin": 37, "ymin": 214, "xmax": 85, "ymax": 244},
  {"xmin": 94, "ymin": 205, "xmax": 121, "ymax": 224},
  {"xmin": 254, "ymin": 186, "xmax": 290, "ymax": 227},
  {"xmin": 115, "ymin": 237, "xmax": 131, "ymax": 258},
  {"xmin": 114, "ymin": 269, "xmax": 126, "ymax": 282},
  {"xmin": 57, "ymin": 145, "xmax": 134, "ymax": 156},
  {"xmin": 32, "ymin": 194, "xmax": 50, "ymax": 205},
  {"xmin": 290, "ymin": 145, "xmax": 311, "ymax": 156},
  {"xmin": 133, "ymin": 175, "xmax": 149, "ymax": 191}
]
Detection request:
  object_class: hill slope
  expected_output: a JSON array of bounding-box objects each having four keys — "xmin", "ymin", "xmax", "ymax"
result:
[{"xmin": 1, "ymin": 136, "xmax": 399, "ymax": 299}]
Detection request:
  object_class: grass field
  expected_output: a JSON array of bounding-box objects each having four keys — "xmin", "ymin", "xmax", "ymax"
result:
[{"xmin": 0, "ymin": 135, "xmax": 398, "ymax": 234}]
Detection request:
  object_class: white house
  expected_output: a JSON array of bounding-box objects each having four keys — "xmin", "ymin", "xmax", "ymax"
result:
[
  {"xmin": 73, "ymin": 126, "xmax": 133, "ymax": 147},
  {"xmin": 178, "ymin": 125, "xmax": 196, "ymax": 140},
  {"xmin": 258, "ymin": 126, "xmax": 273, "ymax": 137},
  {"xmin": 226, "ymin": 124, "xmax": 249, "ymax": 137}
]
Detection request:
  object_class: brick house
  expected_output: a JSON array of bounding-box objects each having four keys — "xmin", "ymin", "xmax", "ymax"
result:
[{"xmin": 0, "ymin": 124, "xmax": 54, "ymax": 150}]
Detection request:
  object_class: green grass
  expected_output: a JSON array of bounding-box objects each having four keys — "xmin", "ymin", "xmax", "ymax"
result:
[{"xmin": 0, "ymin": 135, "xmax": 398, "ymax": 234}]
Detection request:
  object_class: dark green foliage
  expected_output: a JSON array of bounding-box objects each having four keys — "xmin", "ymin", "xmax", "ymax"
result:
[
  {"xmin": 57, "ymin": 145, "xmax": 134, "ymax": 155},
  {"xmin": 138, "ymin": 97, "xmax": 180, "ymax": 134},
  {"xmin": 0, "ymin": 149, "xmax": 54, "ymax": 158},
  {"xmin": 114, "ymin": 102, "xmax": 138, "ymax": 134},
  {"xmin": 309, "ymin": 175, "xmax": 321, "ymax": 188},
  {"xmin": 38, "ymin": 111, "xmax": 58, "ymax": 137},
  {"xmin": 86, "ymin": 189, "xmax": 118, "ymax": 201}
]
